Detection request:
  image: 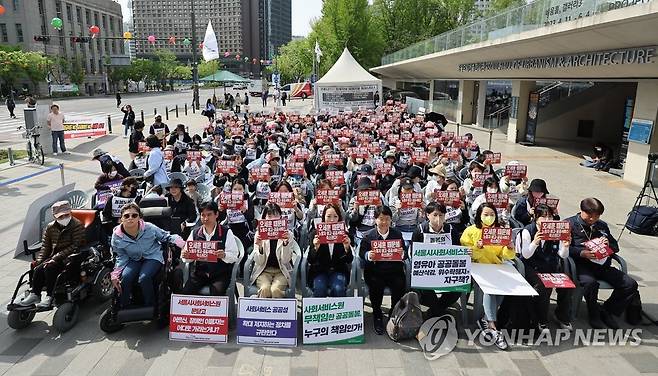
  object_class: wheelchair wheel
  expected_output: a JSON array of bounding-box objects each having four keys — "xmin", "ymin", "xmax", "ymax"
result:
[
  {"xmin": 7, "ymin": 310, "xmax": 36, "ymax": 330},
  {"xmin": 99, "ymin": 308, "xmax": 123, "ymax": 333},
  {"xmin": 93, "ymin": 268, "xmax": 113, "ymax": 302},
  {"xmin": 53, "ymin": 302, "xmax": 79, "ymax": 333}
]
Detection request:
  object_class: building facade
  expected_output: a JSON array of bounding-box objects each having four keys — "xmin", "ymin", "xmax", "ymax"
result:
[{"xmin": 0, "ymin": 0, "xmax": 124, "ymax": 95}]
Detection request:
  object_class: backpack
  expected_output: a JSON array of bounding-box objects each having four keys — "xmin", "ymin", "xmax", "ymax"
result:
[
  {"xmin": 386, "ymin": 291, "xmax": 423, "ymax": 342},
  {"xmin": 625, "ymin": 206, "xmax": 658, "ymax": 235}
]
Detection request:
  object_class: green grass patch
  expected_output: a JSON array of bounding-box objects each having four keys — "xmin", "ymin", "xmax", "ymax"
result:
[{"xmin": 0, "ymin": 149, "xmax": 28, "ymax": 164}]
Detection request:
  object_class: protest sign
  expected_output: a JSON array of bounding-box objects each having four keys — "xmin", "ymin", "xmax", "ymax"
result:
[
  {"xmin": 185, "ymin": 240, "xmax": 220, "ymax": 262},
  {"xmin": 218, "ymin": 192, "xmax": 244, "ymax": 210},
  {"xmin": 412, "ymin": 151, "xmax": 429, "ymax": 164},
  {"xmin": 322, "ymin": 154, "xmax": 343, "ymax": 167},
  {"xmin": 539, "ymin": 221, "xmax": 571, "ymax": 241},
  {"xmin": 237, "ymin": 298, "xmax": 297, "ymax": 346},
  {"xmin": 187, "ymin": 150, "xmax": 202, "ymax": 162},
  {"xmin": 326, "ymin": 170, "xmax": 345, "ymax": 185},
  {"xmin": 400, "ymin": 192, "xmax": 423, "ymax": 209},
  {"xmin": 537, "ymin": 273, "xmax": 576, "ymax": 289},
  {"xmin": 471, "ymin": 263, "xmax": 538, "ymax": 296},
  {"xmin": 534, "ymin": 197, "xmax": 560, "ymax": 211},
  {"xmin": 485, "ymin": 192, "xmax": 509, "ymax": 209},
  {"xmin": 258, "ymin": 218, "xmax": 289, "ymax": 240},
  {"xmin": 286, "ymin": 162, "xmax": 305, "ymax": 176},
  {"xmin": 443, "ymin": 147, "xmax": 460, "ymax": 160},
  {"xmin": 371, "ymin": 240, "xmax": 404, "ymax": 261},
  {"xmin": 303, "ymin": 297, "xmax": 364, "ymax": 345},
  {"xmin": 423, "ymin": 233, "xmax": 453, "ymax": 245},
  {"xmin": 375, "ymin": 162, "xmax": 393, "ymax": 175},
  {"xmin": 138, "ymin": 142, "xmax": 151, "ymax": 153},
  {"xmin": 169, "ymin": 294, "xmax": 228, "ymax": 343},
  {"xmin": 472, "ymin": 173, "xmax": 493, "ymax": 188},
  {"xmin": 215, "ymin": 160, "xmax": 237, "ymax": 174},
  {"xmin": 63, "ymin": 117, "xmax": 106, "ymax": 139},
  {"xmin": 356, "ymin": 190, "xmax": 381, "ymax": 206},
  {"xmin": 268, "ymin": 192, "xmax": 295, "ymax": 209},
  {"xmin": 94, "ymin": 179, "xmax": 124, "ymax": 208},
  {"xmin": 481, "ymin": 227, "xmax": 513, "ymax": 246},
  {"xmin": 316, "ymin": 222, "xmax": 347, "ymax": 244},
  {"xmin": 411, "ymin": 244, "xmax": 471, "ymax": 292},
  {"xmin": 584, "ymin": 237, "xmax": 615, "ymax": 260},
  {"xmin": 315, "ymin": 189, "xmax": 341, "ymax": 205},
  {"xmin": 504, "ymin": 165, "xmax": 528, "ymax": 180},
  {"xmin": 250, "ymin": 167, "xmax": 271, "ymax": 182},
  {"xmin": 486, "ymin": 152, "xmax": 502, "ymax": 164},
  {"xmin": 348, "ymin": 147, "xmax": 369, "ymax": 159},
  {"xmin": 434, "ymin": 190, "xmax": 461, "ymax": 208},
  {"xmin": 293, "ymin": 148, "xmax": 311, "ymax": 161}
]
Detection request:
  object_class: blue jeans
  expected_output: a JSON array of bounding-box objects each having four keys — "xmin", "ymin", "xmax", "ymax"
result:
[
  {"xmin": 313, "ymin": 272, "xmax": 347, "ymax": 297},
  {"xmin": 483, "ymin": 293, "xmax": 505, "ymax": 322},
  {"xmin": 123, "ymin": 123, "xmax": 133, "ymax": 137},
  {"xmin": 120, "ymin": 259, "xmax": 162, "ymax": 308},
  {"xmin": 51, "ymin": 130, "xmax": 66, "ymax": 153}
]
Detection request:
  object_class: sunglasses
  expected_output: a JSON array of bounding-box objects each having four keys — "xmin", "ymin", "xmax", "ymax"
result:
[{"xmin": 122, "ymin": 213, "xmax": 139, "ymax": 219}]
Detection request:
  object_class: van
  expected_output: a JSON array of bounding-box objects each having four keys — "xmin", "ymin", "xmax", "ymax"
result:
[{"xmin": 280, "ymin": 82, "xmax": 313, "ymax": 100}]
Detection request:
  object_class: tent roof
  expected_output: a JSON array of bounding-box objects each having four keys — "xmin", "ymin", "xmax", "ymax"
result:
[
  {"xmin": 200, "ymin": 70, "xmax": 249, "ymax": 83},
  {"xmin": 316, "ymin": 48, "xmax": 381, "ymax": 85}
]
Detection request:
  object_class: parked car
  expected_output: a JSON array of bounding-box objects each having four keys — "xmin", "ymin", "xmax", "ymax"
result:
[{"xmin": 280, "ymin": 82, "xmax": 313, "ymax": 100}]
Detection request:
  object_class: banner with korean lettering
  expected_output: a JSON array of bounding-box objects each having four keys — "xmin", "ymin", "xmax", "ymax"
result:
[
  {"xmin": 237, "ymin": 298, "xmax": 297, "ymax": 347},
  {"xmin": 258, "ymin": 218, "xmax": 289, "ymax": 240},
  {"xmin": 356, "ymin": 190, "xmax": 381, "ymax": 206},
  {"xmin": 481, "ymin": 227, "xmax": 513, "ymax": 246},
  {"xmin": 169, "ymin": 294, "xmax": 228, "ymax": 343},
  {"xmin": 539, "ymin": 220, "xmax": 571, "ymax": 241},
  {"xmin": 63, "ymin": 117, "xmax": 107, "ymax": 139},
  {"xmin": 315, "ymin": 189, "xmax": 341, "ymax": 205},
  {"xmin": 302, "ymin": 297, "xmax": 364, "ymax": 345},
  {"xmin": 371, "ymin": 239, "xmax": 404, "ymax": 261},
  {"xmin": 411, "ymin": 244, "xmax": 471, "ymax": 292},
  {"xmin": 316, "ymin": 222, "xmax": 347, "ymax": 244},
  {"xmin": 185, "ymin": 240, "xmax": 220, "ymax": 262}
]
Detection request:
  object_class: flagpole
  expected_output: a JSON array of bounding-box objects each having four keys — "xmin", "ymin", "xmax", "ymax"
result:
[
  {"xmin": 314, "ymin": 41, "xmax": 320, "ymax": 112},
  {"xmin": 191, "ymin": 0, "xmax": 199, "ymax": 110}
]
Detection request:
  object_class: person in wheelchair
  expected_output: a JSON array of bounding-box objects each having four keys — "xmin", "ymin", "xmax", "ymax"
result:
[
  {"xmin": 181, "ymin": 201, "xmax": 240, "ymax": 295},
  {"xmin": 20, "ymin": 201, "xmax": 86, "ymax": 308},
  {"xmin": 102, "ymin": 177, "xmax": 142, "ymax": 227},
  {"xmin": 110, "ymin": 203, "xmax": 185, "ymax": 308},
  {"xmin": 166, "ymin": 178, "xmax": 198, "ymax": 235}
]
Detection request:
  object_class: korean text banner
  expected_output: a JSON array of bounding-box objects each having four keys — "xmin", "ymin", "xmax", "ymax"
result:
[
  {"xmin": 237, "ymin": 298, "xmax": 297, "ymax": 347},
  {"xmin": 411, "ymin": 243, "xmax": 472, "ymax": 293},
  {"xmin": 169, "ymin": 294, "xmax": 228, "ymax": 343},
  {"xmin": 63, "ymin": 117, "xmax": 106, "ymax": 139},
  {"xmin": 302, "ymin": 297, "xmax": 364, "ymax": 345}
]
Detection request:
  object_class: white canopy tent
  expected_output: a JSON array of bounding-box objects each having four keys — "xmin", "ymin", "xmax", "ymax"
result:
[{"xmin": 315, "ymin": 48, "xmax": 382, "ymax": 111}]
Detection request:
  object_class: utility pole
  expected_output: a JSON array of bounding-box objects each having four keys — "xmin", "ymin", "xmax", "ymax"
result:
[{"xmin": 190, "ymin": 0, "xmax": 200, "ymax": 110}]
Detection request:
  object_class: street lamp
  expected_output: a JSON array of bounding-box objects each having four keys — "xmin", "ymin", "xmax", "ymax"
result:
[{"xmin": 190, "ymin": 0, "xmax": 200, "ymax": 110}]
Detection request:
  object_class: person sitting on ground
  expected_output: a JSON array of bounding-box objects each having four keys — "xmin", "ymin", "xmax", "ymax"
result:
[
  {"xmin": 20, "ymin": 201, "xmax": 85, "ymax": 308},
  {"xmin": 516, "ymin": 204, "xmax": 573, "ymax": 333},
  {"xmin": 359, "ymin": 205, "xmax": 408, "ymax": 335},
  {"xmin": 110, "ymin": 203, "xmax": 185, "ymax": 308},
  {"xmin": 580, "ymin": 143, "xmax": 614, "ymax": 171},
  {"xmin": 308, "ymin": 203, "xmax": 353, "ymax": 298},
  {"xmin": 461, "ymin": 203, "xmax": 515, "ymax": 350},
  {"xmin": 565, "ymin": 198, "xmax": 639, "ymax": 329},
  {"xmin": 182, "ymin": 201, "xmax": 240, "ymax": 296},
  {"xmin": 250, "ymin": 203, "xmax": 296, "ymax": 298}
]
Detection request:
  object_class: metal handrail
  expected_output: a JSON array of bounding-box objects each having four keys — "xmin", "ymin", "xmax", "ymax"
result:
[{"xmin": 488, "ymin": 105, "xmax": 511, "ymax": 118}]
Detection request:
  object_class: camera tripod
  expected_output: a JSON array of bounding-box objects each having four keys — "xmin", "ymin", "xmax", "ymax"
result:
[{"xmin": 618, "ymin": 158, "xmax": 658, "ymax": 241}]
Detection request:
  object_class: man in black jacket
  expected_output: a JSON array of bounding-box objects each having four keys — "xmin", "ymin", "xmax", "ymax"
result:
[
  {"xmin": 359, "ymin": 205, "xmax": 408, "ymax": 335},
  {"xmin": 565, "ymin": 197, "xmax": 638, "ymax": 329},
  {"xmin": 166, "ymin": 179, "xmax": 198, "ymax": 237},
  {"xmin": 411, "ymin": 202, "xmax": 464, "ymax": 318}
]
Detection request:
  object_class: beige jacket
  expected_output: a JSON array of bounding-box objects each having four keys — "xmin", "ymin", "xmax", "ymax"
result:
[{"xmin": 250, "ymin": 231, "xmax": 296, "ymax": 285}]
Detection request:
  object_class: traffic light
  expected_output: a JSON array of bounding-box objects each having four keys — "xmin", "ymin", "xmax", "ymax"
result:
[
  {"xmin": 33, "ymin": 36, "xmax": 51, "ymax": 42},
  {"xmin": 70, "ymin": 36, "xmax": 90, "ymax": 43}
]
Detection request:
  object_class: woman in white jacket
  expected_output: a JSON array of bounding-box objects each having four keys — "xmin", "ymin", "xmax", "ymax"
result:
[{"xmin": 250, "ymin": 202, "xmax": 296, "ymax": 298}]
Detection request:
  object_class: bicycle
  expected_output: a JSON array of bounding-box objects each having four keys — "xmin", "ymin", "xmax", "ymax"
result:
[{"xmin": 17, "ymin": 125, "xmax": 45, "ymax": 165}]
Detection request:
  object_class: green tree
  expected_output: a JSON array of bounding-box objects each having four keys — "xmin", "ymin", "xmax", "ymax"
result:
[
  {"xmin": 275, "ymin": 38, "xmax": 314, "ymax": 83},
  {"xmin": 198, "ymin": 60, "xmax": 220, "ymax": 78},
  {"xmin": 172, "ymin": 65, "xmax": 192, "ymax": 80},
  {"xmin": 488, "ymin": 0, "xmax": 525, "ymax": 13},
  {"xmin": 22, "ymin": 52, "xmax": 49, "ymax": 89},
  {"xmin": 0, "ymin": 51, "xmax": 26, "ymax": 88},
  {"xmin": 68, "ymin": 56, "xmax": 85, "ymax": 86}
]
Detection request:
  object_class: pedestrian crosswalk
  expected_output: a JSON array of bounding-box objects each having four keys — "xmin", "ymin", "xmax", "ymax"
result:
[{"xmin": 0, "ymin": 110, "xmax": 124, "ymax": 140}]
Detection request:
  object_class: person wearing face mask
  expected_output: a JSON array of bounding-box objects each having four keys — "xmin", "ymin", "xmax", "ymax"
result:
[
  {"xmin": 499, "ymin": 161, "xmax": 528, "ymax": 205},
  {"xmin": 469, "ymin": 177, "xmax": 509, "ymax": 224},
  {"xmin": 20, "ymin": 201, "xmax": 85, "ymax": 307},
  {"xmin": 411, "ymin": 202, "xmax": 466, "ymax": 318},
  {"xmin": 102, "ymin": 177, "xmax": 142, "ymax": 227},
  {"xmin": 461, "ymin": 161, "xmax": 486, "ymax": 206},
  {"xmin": 389, "ymin": 179, "xmax": 424, "ymax": 242},
  {"xmin": 515, "ymin": 204, "xmax": 573, "ymax": 333},
  {"xmin": 424, "ymin": 164, "xmax": 446, "ymax": 204},
  {"xmin": 565, "ymin": 198, "xmax": 638, "ymax": 329},
  {"xmin": 347, "ymin": 177, "xmax": 383, "ymax": 248},
  {"xmin": 461, "ymin": 203, "xmax": 515, "ymax": 350},
  {"xmin": 512, "ymin": 179, "xmax": 556, "ymax": 227},
  {"xmin": 166, "ymin": 179, "xmax": 198, "ymax": 236},
  {"xmin": 217, "ymin": 179, "xmax": 254, "ymax": 271},
  {"xmin": 93, "ymin": 148, "xmax": 131, "ymax": 178},
  {"xmin": 94, "ymin": 165, "xmax": 125, "ymax": 191}
]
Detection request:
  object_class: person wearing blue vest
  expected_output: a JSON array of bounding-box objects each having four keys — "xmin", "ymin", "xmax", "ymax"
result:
[
  {"xmin": 182, "ymin": 201, "xmax": 240, "ymax": 296},
  {"xmin": 516, "ymin": 204, "xmax": 573, "ymax": 333}
]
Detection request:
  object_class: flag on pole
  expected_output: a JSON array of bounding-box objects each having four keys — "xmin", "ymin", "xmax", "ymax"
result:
[
  {"xmin": 314, "ymin": 41, "xmax": 322, "ymax": 63},
  {"xmin": 202, "ymin": 20, "xmax": 220, "ymax": 61}
]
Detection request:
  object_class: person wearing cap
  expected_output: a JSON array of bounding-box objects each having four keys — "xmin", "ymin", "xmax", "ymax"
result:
[
  {"xmin": 94, "ymin": 164, "xmax": 126, "ymax": 192},
  {"xmin": 92, "ymin": 148, "xmax": 130, "ymax": 178},
  {"xmin": 166, "ymin": 178, "xmax": 198, "ymax": 236},
  {"xmin": 47, "ymin": 104, "xmax": 68, "ymax": 156},
  {"xmin": 143, "ymin": 135, "xmax": 169, "ymax": 187},
  {"xmin": 168, "ymin": 124, "xmax": 192, "ymax": 155},
  {"xmin": 512, "ymin": 178, "xmax": 554, "ymax": 227},
  {"xmin": 389, "ymin": 178, "xmax": 424, "ymax": 239},
  {"xmin": 462, "ymin": 161, "xmax": 486, "ymax": 206},
  {"xmin": 424, "ymin": 163, "xmax": 446, "ymax": 203},
  {"xmin": 359, "ymin": 205, "xmax": 408, "ymax": 335},
  {"xmin": 19, "ymin": 201, "xmax": 85, "ymax": 307},
  {"xmin": 499, "ymin": 160, "xmax": 528, "ymax": 205},
  {"xmin": 128, "ymin": 121, "xmax": 146, "ymax": 160},
  {"xmin": 387, "ymin": 165, "xmax": 423, "ymax": 200},
  {"xmin": 149, "ymin": 114, "xmax": 170, "ymax": 141},
  {"xmin": 102, "ymin": 177, "xmax": 142, "ymax": 227},
  {"xmin": 347, "ymin": 177, "xmax": 383, "ymax": 248}
]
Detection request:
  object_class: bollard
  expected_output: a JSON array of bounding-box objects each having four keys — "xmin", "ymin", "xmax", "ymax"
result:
[
  {"xmin": 154, "ymin": 108, "xmax": 157, "ymax": 116},
  {"xmin": 176, "ymin": 105, "xmax": 179, "ymax": 118},
  {"xmin": 140, "ymin": 110, "xmax": 145, "ymax": 123},
  {"xmin": 192, "ymin": 104, "xmax": 196, "ymax": 114},
  {"xmin": 107, "ymin": 115, "xmax": 112, "ymax": 134},
  {"xmin": 185, "ymin": 103, "xmax": 188, "ymax": 116},
  {"xmin": 488, "ymin": 129, "xmax": 493, "ymax": 150},
  {"xmin": 8, "ymin": 147, "xmax": 14, "ymax": 166},
  {"xmin": 59, "ymin": 163, "xmax": 65, "ymax": 186},
  {"xmin": 165, "ymin": 107, "xmax": 169, "ymax": 120},
  {"xmin": 456, "ymin": 123, "xmax": 460, "ymax": 136}
]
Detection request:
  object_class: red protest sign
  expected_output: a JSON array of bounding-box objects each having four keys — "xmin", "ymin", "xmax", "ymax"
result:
[
  {"xmin": 412, "ymin": 151, "xmax": 429, "ymax": 164},
  {"xmin": 268, "ymin": 192, "xmax": 295, "ymax": 209},
  {"xmin": 584, "ymin": 237, "xmax": 615, "ymax": 260},
  {"xmin": 434, "ymin": 190, "xmax": 461, "ymax": 208},
  {"xmin": 185, "ymin": 240, "xmax": 220, "ymax": 262},
  {"xmin": 486, "ymin": 153, "xmax": 502, "ymax": 164},
  {"xmin": 250, "ymin": 167, "xmax": 270, "ymax": 182},
  {"xmin": 386, "ymin": 134, "xmax": 400, "ymax": 144},
  {"xmin": 400, "ymin": 192, "xmax": 423, "ymax": 209},
  {"xmin": 368, "ymin": 144, "xmax": 382, "ymax": 155},
  {"xmin": 356, "ymin": 190, "xmax": 381, "ymax": 206},
  {"xmin": 315, "ymin": 189, "xmax": 341, "ymax": 205},
  {"xmin": 426, "ymin": 137, "xmax": 441, "ymax": 147},
  {"xmin": 539, "ymin": 221, "xmax": 571, "ymax": 241},
  {"xmin": 537, "ymin": 273, "xmax": 576, "ymax": 289},
  {"xmin": 164, "ymin": 150, "xmax": 174, "ymax": 161},
  {"xmin": 187, "ymin": 150, "xmax": 202, "ymax": 162},
  {"xmin": 326, "ymin": 170, "xmax": 345, "ymax": 185},
  {"xmin": 504, "ymin": 165, "xmax": 528, "ymax": 180},
  {"xmin": 401, "ymin": 131, "xmax": 413, "ymax": 141},
  {"xmin": 485, "ymin": 192, "xmax": 509, "ymax": 209},
  {"xmin": 316, "ymin": 222, "xmax": 347, "ymax": 244},
  {"xmin": 371, "ymin": 239, "xmax": 404, "ymax": 261},
  {"xmin": 443, "ymin": 147, "xmax": 460, "ymax": 160},
  {"xmin": 455, "ymin": 136, "xmax": 470, "ymax": 148},
  {"xmin": 218, "ymin": 192, "xmax": 244, "ymax": 210},
  {"xmin": 322, "ymin": 154, "xmax": 343, "ymax": 167},
  {"xmin": 375, "ymin": 162, "xmax": 393, "ymax": 175},
  {"xmin": 348, "ymin": 147, "xmax": 370, "ymax": 159},
  {"xmin": 472, "ymin": 173, "xmax": 493, "ymax": 188},
  {"xmin": 286, "ymin": 162, "xmax": 305, "ymax": 176},
  {"xmin": 138, "ymin": 142, "xmax": 151, "ymax": 153},
  {"xmin": 481, "ymin": 227, "xmax": 513, "ymax": 246},
  {"xmin": 534, "ymin": 197, "xmax": 560, "ymax": 211},
  {"xmin": 215, "ymin": 160, "xmax": 237, "ymax": 174},
  {"xmin": 293, "ymin": 148, "xmax": 311, "ymax": 161},
  {"xmin": 258, "ymin": 218, "xmax": 289, "ymax": 240}
]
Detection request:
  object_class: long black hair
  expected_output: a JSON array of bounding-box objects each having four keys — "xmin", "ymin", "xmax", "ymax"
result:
[{"xmin": 474, "ymin": 203, "xmax": 500, "ymax": 229}]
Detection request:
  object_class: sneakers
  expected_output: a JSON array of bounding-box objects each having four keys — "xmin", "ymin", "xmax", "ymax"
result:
[
  {"xmin": 491, "ymin": 330, "xmax": 509, "ymax": 350},
  {"xmin": 52, "ymin": 152, "xmax": 58, "ymax": 156},
  {"xmin": 63, "ymin": 151, "xmax": 70, "ymax": 155},
  {"xmin": 373, "ymin": 316, "xmax": 385, "ymax": 335},
  {"xmin": 123, "ymin": 135, "xmax": 128, "ymax": 139},
  {"xmin": 477, "ymin": 317, "xmax": 489, "ymax": 331},
  {"xmin": 538, "ymin": 323, "xmax": 550, "ymax": 335},
  {"xmin": 553, "ymin": 314, "xmax": 573, "ymax": 331},
  {"xmin": 36, "ymin": 296, "xmax": 53, "ymax": 308},
  {"xmin": 19, "ymin": 293, "xmax": 40, "ymax": 306}
]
